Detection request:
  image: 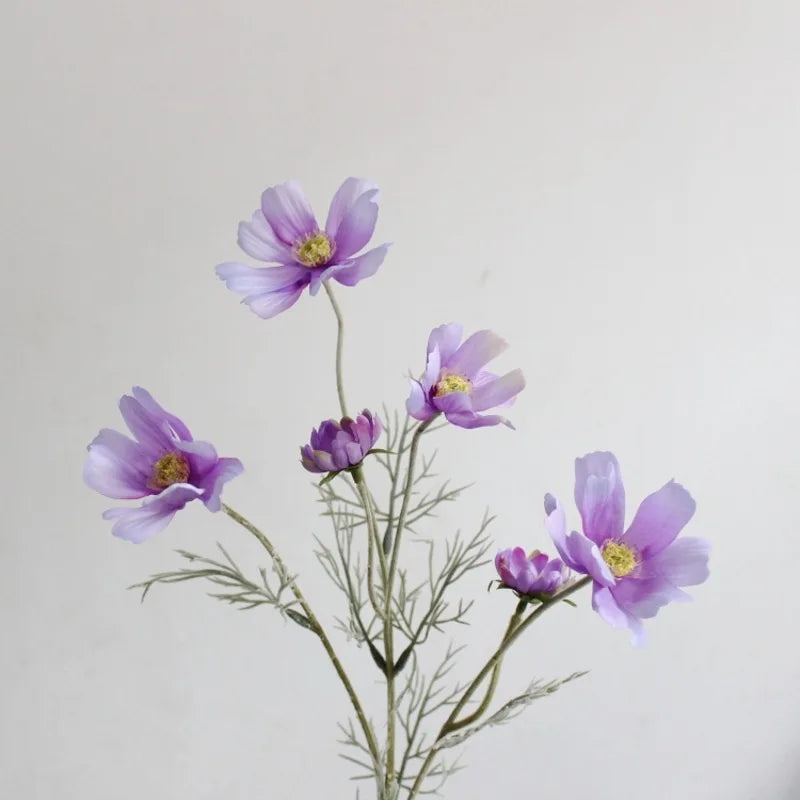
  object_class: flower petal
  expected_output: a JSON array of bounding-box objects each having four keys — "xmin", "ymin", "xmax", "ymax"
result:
[
  {"xmin": 237, "ymin": 211, "xmax": 294, "ymax": 263},
  {"xmin": 623, "ymin": 480, "xmax": 696, "ymax": 558},
  {"xmin": 260, "ymin": 180, "xmax": 317, "ymax": 245},
  {"xmin": 333, "ymin": 244, "xmax": 390, "ymax": 287},
  {"xmin": 216, "ymin": 262, "xmax": 307, "ymax": 295},
  {"xmin": 639, "ymin": 537, "xmax": 710, "ymax": 587},
  {"xmin": 593, "ymin": 585, "xmax": 647, "ymax": 646},
  {"xmin": 176, "ymin": 439, "xmax": 219, "ymax": 480},
  {"xmin": 102, "ymin": 484, "xmax": 203, "ymax": 543},
  {"xmin": 446, "ymin": 330, "xmax": 508, "ymax": 377},
  {"xmin": 421, "ymin": 345, "xmax": 441, "ymax": 392},
  {"xmin": 242, "ymin": 283, "xmax": 306, "ymax": 320},
  {"xmin": 612, "ymin": 576, "xmax": 691, "ymax": 619},
  {"xmin": 131, "ymin": 387, "xmax": 193, "ymax": 441},
  {"xmin": 119, "ymin": 390, "xmax": 182, "ymax": 454},
  {"xmin": 427, "ymin": 323, "xmax": 463, "ymax": 364},
  {"xmin": 470, "ymin": 369, "xmax": 526, "ymax": 412},
  {"xmin": 325, "ymin": 178, "xmax": 380, "ymax": 260},
  {"xmin": 574, "ymin": 451, "xmax": 626, "ymax": 545},
  {"xmin": 443, "ymin": 411, "xmax": 508, "ymax": 429},
  {"xmin": 197, "ymin": 457, "xmax": 244, "ymax": 512},
  {"xmin": 433, "ymin": 391, "xmax": 473, "ymax": 415},
  {"xmin": 406, "ymin": 379, "xmax": 435, "ymax": 421},
  {"xmin": 84, "ymin": 429, "xmax": 151, "ymax": 499}
]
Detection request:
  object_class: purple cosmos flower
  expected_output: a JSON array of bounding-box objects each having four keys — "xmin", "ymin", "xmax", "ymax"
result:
[
  {"xmin": 84, "ymin": 387, "xmax": 243, "ymax": 543},
  {"xmin": 216, "ymin": 178, "xmax": 390, "ymax": 319},
  {"xmin": 300, "ymin": 410, "xmax": 382, "ymax": 474},
  {"xmin": 406, "ymin": 323, "xmax": 526, "ymax": 429},
  {"xmin": 495, "ymin": 548, "xmax": 569, "ymax": 596},
  {"xmin": 545, "ymin": 451, "xmax": 710, "ymax": 645}
]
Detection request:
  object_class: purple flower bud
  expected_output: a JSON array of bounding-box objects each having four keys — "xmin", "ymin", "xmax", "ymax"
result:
[
  {"xmin": 300, "ymin": 410, "xmax": 382, "ymax": 474},
  {"xmin": 495, "ymin": 547, "xmax": 569, "ymax": 596}
]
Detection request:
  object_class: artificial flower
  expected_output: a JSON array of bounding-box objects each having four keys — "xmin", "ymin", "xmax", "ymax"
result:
[
  {"xmin": 84, "ymin": 387, "xmax": 243, "ymax": 542},
  {"xmin": 216, "ymin": 178, "xmax": 390, "ymax": 319},
  {"xmin": 545, "ymin": 451, "xmax": 709, "ymax": 645},
  {"xmin": 406, "ymin": 322, "xmax": 525, "ymax": 429},
  {"xmin": 300, "ymin": 410, "xmax": 382, "ymax": 474}
]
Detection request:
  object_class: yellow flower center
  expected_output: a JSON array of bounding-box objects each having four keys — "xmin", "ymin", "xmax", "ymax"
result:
[
  {"xmin": 150, "ymin": 452, "xmax": 190, "ymax": 490},
  {"xmin": 295, "ymin": 232, "xmax": 333, "ymax": 267},
  {"xmin": 434, "ymin": 374, "xmax": 472, "ymax": 397},
  {"xmin": 601, "ymin": 541, "xmax": 638, "ymax": 578}
]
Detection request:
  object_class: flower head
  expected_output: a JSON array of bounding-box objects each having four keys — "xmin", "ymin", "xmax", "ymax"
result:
[
  {"xmin": 406, "ymin": 323, "xmax": 525, "ymax": 429},
  {"xmin": 545, "ymin": 452, "xmax": 710, "ymax": 645},
  {"xmin": 83, "ymin": 387, "xmax": 243, "ymax": 543},
  {"xmin": 300, "ymin": 410, "xmax": 382, "ymax": 474},
  {"xmin": 216, "ymin": 178, "xmax": 390, "ymax": 319},
  {"xmin": 495, "ymin": 548, "xmax": 568, "ymax": 596}
]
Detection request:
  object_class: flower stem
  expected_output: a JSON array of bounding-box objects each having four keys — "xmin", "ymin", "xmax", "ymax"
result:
[
  {"xmin": 406, "ymin": 577, "xmax": 592, "ymax": 799},
  {"xmin": 221, "ymin": 503, "xmax": 380, "ymax": 770},
  {"xmin": 387, "ymin": 416, "xmax": 436, "ymax": 576},
  {"xmin": 323, "ymin": 281, "xmax": 348, "ymax": 418}
]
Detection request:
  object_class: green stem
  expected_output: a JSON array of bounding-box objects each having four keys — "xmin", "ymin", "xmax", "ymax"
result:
[
  {"xmin": 387, "ymin": 417, "xmax": 435, "ymax": 584},
  {"xmin": 221, "ymin": 504, "xmax": 380, "ymax": 769},
  {"xmin": 323, "ymin": 281, "xmax": 348, "ymax": 418},
  {"xmin": 406, "ymin": 577, "xmax": 592, "ymax": 799}
]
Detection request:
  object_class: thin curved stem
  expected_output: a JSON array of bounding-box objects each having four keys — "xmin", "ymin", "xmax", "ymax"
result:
[
  {"xmin": 443, "ymin": 600, "xmax": 527, "ymax": 734},
  {"xmin": 323, "ymin": 281, "xmax": 348, "ymax": 418},
  {"xmin": 221, "ymin": 504, "xmax": 380, "ymax": 769},
  {"xmin": 406, "ymin": 577, "xmax": 592, "ymax": 799},
  {"xmin": 387, "ymin": 416, "xmax": 435, "ymax": 582}
]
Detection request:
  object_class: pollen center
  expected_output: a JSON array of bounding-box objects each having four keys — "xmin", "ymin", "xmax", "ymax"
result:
[
  {"xmin": 601, "ymin": 541, "xmax": 638, "ymax": 578},
  {"xmin": 434, "ymin": 374, "xmax": 472, "ymax": 397},
  {"xmin": 296, "ymin": 232, "xmax": 333, "ymax": 267},
  {"xmin": 150, "ymin": 452, "xmax": 190, "ymax": 490}
]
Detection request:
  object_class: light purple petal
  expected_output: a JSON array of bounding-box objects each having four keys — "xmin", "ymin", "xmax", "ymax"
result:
[
  {"xmin": 623, "ymin": 480, "xmax": 696, "ymax": 558},
  {"xmin": 216, "ymin": 262, "xmax": 306, "ymax": 295},
  {"xmin": 406, "ymin": 379, "xmax": 435, "ymax": 421},
  {"xmin": 198, "ymin": 457, "xmax": 244, "ymax": 512},
  {"xmin": 433, "ymin": 392, "xmax": 473, "ymax": 415},
  {"xmin": 443, "ymin": 411, "xmax": 508, "ymax": 429},
  {"xmin": 333, "ymin": 244, "xmax": 390, "ymax": 287},
  {"xmin": 593, "ymin": 586, "xmax": 647, "ymax": 645},
  {"xmin": 131, "ymin": 387, "xmax": 193, "ymax": 442},
  {"xmin": 544, "ymin": 495, "xmax": 573, "ymax": 567},
  {"xmin": 470, "ymin": 369, "xmax": 525, "ymax": 412},
  {"xmin": 574, "ymin": 451, "xmax": 626, "ymax": 545},
  {"xmin": 243, "ymin": 284, "xmax": 306, "ymax": 320},
  {"xmin": 260, "ymin": 181, "xmax": 317, "ymax": 245},
  {"xmin": 84, "ymin": 429, "xmax": 151, "ymax": 499},
  {"xmin": 424, "ymin": 345, "xmax": 442, "ymax": 389},
  {"xmin": 325, "ymin": 178, "xmax": 380, "ymax": 260},
  {"xmin": 176, "ymin": 439, "xmax": 219, "ymax": 481},
  {"xmin": 592, "ymin": 585, "xmax": 629, "ymax": 629},
  {"xmin": 564, "ymin": 530, "xmax": 616, "ymax": 586},
  {"xmin": 119, "ymin": 393, "xmax": 177, "ymax": 455},
  {"xmin": 102, "ymin": 484, "xmax": 203, "ymax": 543},
  {"xmin": 640, "ymin": 537, "xmax": 710, "ymax": 587},
  {"xmin": 237, "ymin": 211, "xmax": 295, "ymax": 264},
  {"xmin": 446, "ymin": 330, "xmax": 508, "ymax": 377},
  {"xmin": 427, "ymin": 323, "xmax": 463, "ymax": 364},
  {"xmin": 612, "ymin": 577, "xmax": 691, "ymax": 619}
]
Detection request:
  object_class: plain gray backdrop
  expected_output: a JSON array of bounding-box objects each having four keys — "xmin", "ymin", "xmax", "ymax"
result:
[{"xmin": 2, "ymin": 1, "xmax": 798, "ymax": 798}]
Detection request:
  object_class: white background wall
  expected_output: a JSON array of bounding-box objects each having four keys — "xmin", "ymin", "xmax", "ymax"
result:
[{"xmin": 2, "ymin": 1, "xmax": 798, "ymax": 797}]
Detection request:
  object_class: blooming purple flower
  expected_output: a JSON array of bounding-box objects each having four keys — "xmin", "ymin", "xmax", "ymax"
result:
[
  {"xmin": 84, "ymin": 387, "xmax": 243, "ymax": 543},
  {"xmin": 406, "ymin": 323, "xmax": 526, "ymax": 429},
  {"xmin": 216, "ymin": 178, "xmax": 390, "ymax": 319},
  {"xmin": 300, "ymin": 410, "xmax": 382, "ymax": 474},
  {"xmin": 495, "ymin": 548, "xmax": 569, "ymax": 596},
  {"xmin": 545, "ymin": 451, "xmax": 710, "ymax": 645}
]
